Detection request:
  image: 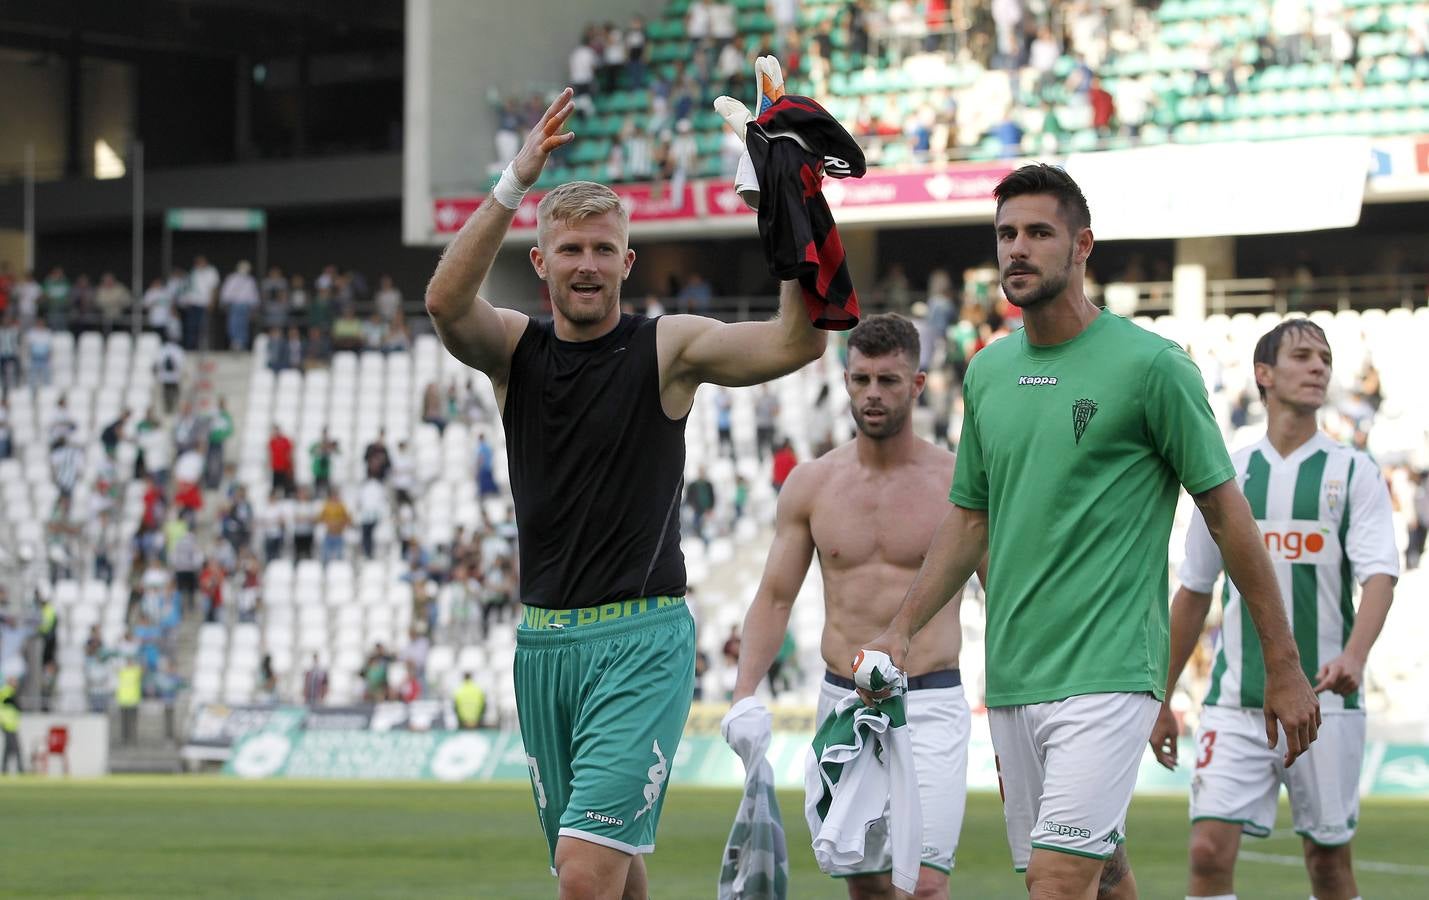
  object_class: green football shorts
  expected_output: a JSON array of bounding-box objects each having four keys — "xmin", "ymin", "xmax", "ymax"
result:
[{"xmin": 514, "ymin": 595, "xmax": 696, "ymax": 868}]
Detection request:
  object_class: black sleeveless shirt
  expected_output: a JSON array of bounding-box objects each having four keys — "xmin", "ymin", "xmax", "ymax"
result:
[{"xmin": 503, "ymin": 314, "xmax": 688, "ymax": 609}]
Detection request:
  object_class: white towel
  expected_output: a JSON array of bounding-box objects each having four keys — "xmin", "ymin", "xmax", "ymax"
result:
[{"xmin": 804, "ymin": 691, "xmax": 922, "ymax": 894}]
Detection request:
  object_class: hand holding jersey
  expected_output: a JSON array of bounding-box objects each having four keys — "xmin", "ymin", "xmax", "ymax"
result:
[
  {"xmin": 721, "ymin": 696, "xmax": 774, "ymax": 772},
  {"xmin": 713, "ymin": 55, "xmax": 866, "ymax": 329},
  {"xmin": 713, "ymin": 55, "xmax": 787, "ymax": 210}
]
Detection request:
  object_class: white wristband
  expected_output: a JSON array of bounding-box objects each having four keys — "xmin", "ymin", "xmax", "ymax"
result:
[{"xmin": 491, "ymin": 163, "xmax": 532, "ymax": 211}]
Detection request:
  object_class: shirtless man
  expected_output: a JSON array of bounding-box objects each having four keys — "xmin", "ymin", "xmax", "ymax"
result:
[{"xmin": 723, "ymin": 314, "xmax": 968, "ymax": 900}]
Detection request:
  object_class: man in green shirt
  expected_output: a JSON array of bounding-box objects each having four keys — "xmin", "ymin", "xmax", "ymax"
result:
[{"xmin": 860, "ymin": 165, "xmax": 1320, "ymax": 899}]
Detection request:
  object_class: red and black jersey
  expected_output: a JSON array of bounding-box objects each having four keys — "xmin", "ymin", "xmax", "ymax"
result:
[{"xmin": 745, "ymin": 95, "xmax": 867, "ymax": 331}]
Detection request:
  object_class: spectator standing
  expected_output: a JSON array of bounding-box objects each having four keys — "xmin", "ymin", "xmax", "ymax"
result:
[
  {"xmin": 25, "ymin": 318, "xmax": 53, "ymax": 389},
  {"xmin": 42, "ymin": 266, "xmax": 71, "ymax": 331},
  {"xmin": 220, "ymin": 261, "xmax": 260, "ymax": 350},
  {"xmin": 259, "ymin": 490, "xmax": 288, "ymax": 562},
  {"xmin": 292, "ymin": 486, "xmax": 319, "ymax": 560},
  {"xmin": 685, "ymin": 468, "xmax": 717, "ymax": 543},
  {"xmin": 221, "ymin": 486, "xmax": 254, "ymax": 553},
  {"xmin": 318, "ymin": 489, "xmax": 352, "ymax": 564},
  {"xmin": 172, "ymin": 527, "xmax": 202, "ymax": 613},
  {"xmin": 182, "ymin": 256, "xmax": 219, "ymax": 350},
  {"xmin": 754, "ymin": 386, "xmax": 779, "ymax": 460},
  {"xmin": 454, "ymin": 672, "xmax": 486, "ymax": 729},
  {"xmin": 95, "ymin": 272, "xmax": 132, "ymax": 335},
  {"xmin": 390, "ymin": 439, "xmax": 417, "ymax": 510},
  {"xmin": 600, "ymin": 22, "xmax": 628, "ymax": 93},
  {"xmin": 374, "ymin": 275, "xmax": 403, "ymax": 323},
  {"xmin": 156, "ymin": 337, "xmax": 184, "ymax": 414},
  {"xmin": 421, "ymin": 383, "xmax": 446, "ymax": 434},
  {"xmin": 151, "ymin": 656, "xmax": 185, "ymax": 740},
  {"xmin": 364, "ymin": 429, "xmax": 392, "ymax": 482},
  {"xmin": 771, "ymin": 439, "xmax": 797, "ymax": 493},
  {"xmin": 115, "ymin": 657, "xmax": 143, "ymax": 745},
  {"xmin": 143, "ymin": 277, "xmax": 175, "ymax": 338},
  {"xmin": 50, "ymin": 434, "xmax": 85, "ymax": 503},
  {"xmin": 0, "ymin": 312, "xmax": 20, "ymax": 399},
  {"xmin": 14, "ymin": 269, "xmax": 42, "ymax": 327},
  {"xmin": 625, "ymin": 15, "xmax": 648, "ymax": 87},
  {"xmin": 1409, "ymin": 470, "xmax": 1428, "ymax": 570},
  {"xmin": 84, "ymin": 628, "xmax": 112, "ymax": 713},
  {"xmin": 198, "ymin": 556, "xmax": 226, "ymax": 623},
  {"xmin": 569, "ymin": 29, "xmax": 599, "ymax": 100},
  {"xmin": 1, "ymin": 676, "xmax": 22, "ymax": 773},
  {"xmin": 302, "ymin": 653, "xmax": 328, "ymax": 706},
  {"xmin": 356, "ymin": 477, "xmax": 387, "ymax": 560},
  {"xmin": 715, "ymin": 389, "xmax": 733, "ymax": 457},
  {"xmin": 310, "ymin": 429, "xmax": 339, "ymax": 495},
  {"xmin": 206, "ymin": 398, "xmax": 234, "ymax": 489},
  {"xmin": 475, "ymin": 433, "xmax": 498, "ymax": 500},
  {"xmin": 268, "ymin": 424, "xmax": 296, "ymax": 495},
  {"xmin": 260, "ymin": 266, "xmax": 288, "ymax": 331}
]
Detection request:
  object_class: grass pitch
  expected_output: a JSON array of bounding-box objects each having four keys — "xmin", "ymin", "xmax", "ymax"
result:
[{"xmin": 5, "ymin": 778, "xmax": 1427, "ymax": 898}]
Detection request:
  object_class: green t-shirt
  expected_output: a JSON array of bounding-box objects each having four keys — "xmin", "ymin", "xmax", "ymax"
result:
[{"xmin": 950, "ymin": 310, "xmax": 1234, "ymax": 707}]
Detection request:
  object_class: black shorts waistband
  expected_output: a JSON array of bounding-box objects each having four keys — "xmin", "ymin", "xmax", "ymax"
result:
[{"xmin": 824, "ymin": 668, "xmax": 961, "ymax": 692}]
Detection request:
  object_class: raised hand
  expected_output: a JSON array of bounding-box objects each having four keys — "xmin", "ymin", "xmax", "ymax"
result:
[{"xmin": 511, "ymin": 87, "xmax": 578, "ymax": 188}]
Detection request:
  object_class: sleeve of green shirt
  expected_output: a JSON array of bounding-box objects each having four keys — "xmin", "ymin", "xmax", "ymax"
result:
[
  {"xmin": 948, "ymin": 366, "xmax": 989, "ymax": 509},
  {"xmin": 1144, "ymin": 346, "xmax": 1236, "ymax": 494}
]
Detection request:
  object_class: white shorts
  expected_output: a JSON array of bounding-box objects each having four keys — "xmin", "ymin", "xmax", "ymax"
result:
[
  {"xmin": 989, "ymin": 691, "xmax": 1160, "ymax": 871},
  {"xmin": 1190, "ymin": 705, "xmax": 1365, "ymax": 846},
  {"xmin": 815, "ymin": 670, "xmax": 970, "ymax": 875}
]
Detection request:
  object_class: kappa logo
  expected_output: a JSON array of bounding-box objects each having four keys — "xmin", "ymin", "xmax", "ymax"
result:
[
  {"xmin": 1072, "ymin": 398, "xmax": 1098, "ymax": 444},
  {"xmin": 632, "ymin": 739, "xmax": 669, "ymax": 820},
  {"xmin": 585, "ymin": 810, "xmax": 625, "ymax": 827},
  {"xmin": 1042, "ymin": 819, "xmax": 1092, "ymax": 839},
  {"xmin": 1018, "ymin": 375, "xmax": 1058, "ymax": 386}
]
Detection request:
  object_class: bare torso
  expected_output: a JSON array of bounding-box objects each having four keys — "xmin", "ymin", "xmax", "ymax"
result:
[{"xmin": 804, "ymin": 439, "xmax": 963, "ymax": 678}]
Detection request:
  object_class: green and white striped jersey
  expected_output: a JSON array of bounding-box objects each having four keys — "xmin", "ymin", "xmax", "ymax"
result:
[{"xmin": 1178, "ymin": 432, "xmax": 1399, "ymax": 712}]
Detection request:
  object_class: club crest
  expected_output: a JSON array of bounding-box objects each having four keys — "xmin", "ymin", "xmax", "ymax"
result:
[{"xmin": 1072, "ymin": 399, "xmax": 1098, "ymax": 444}]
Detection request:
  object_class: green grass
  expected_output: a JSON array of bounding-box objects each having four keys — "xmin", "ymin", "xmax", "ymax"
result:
[{"xmin": 3, "ymin": 778, "xmax": 1427, "ymax": 898}]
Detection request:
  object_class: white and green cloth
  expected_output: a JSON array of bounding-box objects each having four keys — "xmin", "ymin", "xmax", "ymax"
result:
[
  {"xmin": 718, "ymin": 754, "xmax": 789, "ymax": 899},
  {"xmin": 805, "ymin": 692, "xmax": 921, "ymax": 893}
]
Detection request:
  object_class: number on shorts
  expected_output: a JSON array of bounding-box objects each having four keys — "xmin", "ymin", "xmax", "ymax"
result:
[
  {"xmin": 526, "ymin": 755, "xmax": 547, "ymax": 809},
  {"xmin": 1196, "ymin": 730, "xmax": 1217, "ymax": 769}
]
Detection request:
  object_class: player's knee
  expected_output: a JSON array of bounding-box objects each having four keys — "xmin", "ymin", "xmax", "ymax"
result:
[
  {"xmin": 1026, "ymin": 859, "xmax": 1099, "ymax": 900},
  {"xmin": 912, "ymin": 868, "xmax": 949, "ymax": 900},
  {"xmin": 556, "ymin": 855, "xmax": 627, "ymax": 900},
  {"xmin": 844, "ymin": 874, "xmax": 896, "ymax": 900},
  {"xmin": 1188, "ymin": 830, "xmax": 1236, "ymax": 878},
  {"xmin": 1302, "ymin": 841, "xmax": 1352, "ymax": 887}
]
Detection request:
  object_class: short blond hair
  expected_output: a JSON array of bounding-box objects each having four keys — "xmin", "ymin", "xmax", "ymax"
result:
[{"xmin": 536, "ymin": 181, "xmax": 629, "ymax": 247}]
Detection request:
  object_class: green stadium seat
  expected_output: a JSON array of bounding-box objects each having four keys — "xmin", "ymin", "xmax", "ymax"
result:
[{"xmin": 736, "ymin": 12, "xmax": 774, "ymax": 33}]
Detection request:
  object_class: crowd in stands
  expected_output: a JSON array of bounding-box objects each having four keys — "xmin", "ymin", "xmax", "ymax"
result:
[
  {"xmin": 0, "ymin": 256, "xmax": 410, "ymax": 374},
  {"xmin": 491, "ymin": 0, "xmax": 1429, "ymax": 186},
  {"xmin": 0, "ymin": 249, "xmax": 527, "ymax": 741}
]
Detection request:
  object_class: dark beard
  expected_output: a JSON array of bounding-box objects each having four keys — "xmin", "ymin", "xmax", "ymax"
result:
[
  {"xmin": 1002, "ymin": 247, "xmax": 1074, "ymax": 309},
  {"xmin": 852, "ymin": 405, "xmax": 909, "ymax": 440}
]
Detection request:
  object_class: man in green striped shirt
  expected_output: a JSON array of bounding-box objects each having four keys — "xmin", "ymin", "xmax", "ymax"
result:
[{"xmin": 1154, "ymin": 319, "xmax": 1399, "ymax": 900}]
